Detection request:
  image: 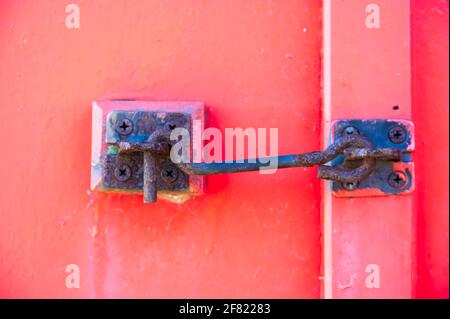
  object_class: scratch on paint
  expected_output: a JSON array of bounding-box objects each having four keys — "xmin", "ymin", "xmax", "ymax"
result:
[
  {"xmin": 91, "ymin": 205, "xmax": 99, "ymax": 238},
  {"xmin": 337, "ymin": 273, "xmax": 358, "ymax": 289},
  {"xmin": 165, "ymin": 212, "xmax": 179, "ymax": 231},
  {"xmin": 86, "ymin": 189, "xmax": 96, "ymax": 208}
]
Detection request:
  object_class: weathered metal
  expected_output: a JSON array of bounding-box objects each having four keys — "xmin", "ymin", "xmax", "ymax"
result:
[
  {"xmin": 178, "ymin": 134, "xmax": 379, "ymax": 184},
  {"xmin": 143, "ymin": 152, "xmax": 158, "ymax": 203},
  {"xmin": 115, "ymin": 118, "xmax": 133, "ymax": 136},
  {"xmin": 103, "ymin": 113, "xmax": 413, "ymax": 202},
  {"xmin": 102, "ymin": 110, "xmax": 414, "ymax": 202},
  {"xmin": 160, "ymin": 163, "xmax": 179, "ymax": 184},
  {"xmin": 342, "ymin": 147, "xmax": 401, "ymax": 161},
  {"xmin": 330, "ymin": 119, "xmax": 415, "ymax": 196},
  {"xmin": 113, "ymin": 163, "xmax": 132, "ymax": 182},
  {"xmin": 177, "ymin": 120, "xmax": 413, "ymax": 195},
  {"xmin": 388, "ymin": 125, "xmax": 408, "ymax": 144},
  {"xmin": 388, "ymin": 170, "xmax": 408, "ymax": 189},
  {"xmin": 101, "ymin": 108, "xmax": 195, "ymax": 200},
  {"xmin": 118, "ymin": 127, "xmax": 174, "ymax": 202},
  {"xmin": 103, "ymin": 153, "xmax": 190, "ymax": 193}
]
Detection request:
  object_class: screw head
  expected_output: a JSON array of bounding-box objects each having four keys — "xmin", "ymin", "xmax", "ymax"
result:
[
  {"xmin": 116, "ymin": 118, "xmax": 133, "ymax": 135},
  {"xmin": 342, "ymin": 181, "xmax": 358, "ymax": 191},
  {"xmin": 114, "ymin": 164, "xmax": 132, "ymax": 182},
  {"xmin": 388, "ymin": 126, "xmax": 407, "ymax": 144},
  {"xmin": 167, "ymin": 123, "xmax": 177, "ymax": 130},
  {"xmin": 160, "ymin": 164, "xmax": 178, "ymax": 183},
  {"xmin": 388, "ymin": 171, "xmax": 408, "ymax": 189},
  {"xmin": 344, "ymin": 126, "xmax": 359, "ymax": 136}
]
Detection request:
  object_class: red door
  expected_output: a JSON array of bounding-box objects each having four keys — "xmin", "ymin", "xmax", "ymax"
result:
[{"xmin": 0, "ymin": 0, "xmax": 447, "ymax": 298}]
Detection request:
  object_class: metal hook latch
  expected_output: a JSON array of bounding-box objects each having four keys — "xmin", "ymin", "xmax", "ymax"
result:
[
  {"xmin": 91, "ymin": 101, "xmax": 414, "ymax": 203},
  {"xmin": 114, "ymin": 121, "xmax": 412, "ymax": 203}
]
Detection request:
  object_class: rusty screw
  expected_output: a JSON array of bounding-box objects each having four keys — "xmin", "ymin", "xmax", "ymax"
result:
[
  {"xmin": 161, "ymin": 164, "xmax": 178, "ymax": 183},
  {"xmin": 388, "ymin": 171, "xmax": 408, "ymax": 189},
  {"xmin": 344, "ymin": 126, "xmax": 359, "ymax": 136},
  {"xmin": 116, "ymin": 118, "xmax": 133, "ymax": 135},
  {"xmin": 342, "ymin": 181, "xmax": 358, "ymax": 191},
  {"xmin": 114, "ymin": 164, "xmax": 132, "ymax": 182},
  {"xmin": 388, "ymin": 126, "xmax": 407, "ymax": 144}
]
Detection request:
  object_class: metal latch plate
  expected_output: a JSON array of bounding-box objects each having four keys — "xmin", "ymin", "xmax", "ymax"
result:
[
  {"xmin": 91, "ymin": 100, "xmax": 206, "ymax": 203},
  {"xmin": 330, "ymin": 119, "xmax": 415, "ymax": 197}
]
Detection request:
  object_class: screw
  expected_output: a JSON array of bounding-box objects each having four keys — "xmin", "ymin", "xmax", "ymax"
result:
[
  {"xmin": 388, "ymin": 126, "xmax": 407, "ymax": 144},
  {"xmin": 160, "ymin": 164, "xmax": 178, "ymax": 183},
  {"xmin": 342, "ymin": 181, "xmax": 358, "ymax": 191},
  {"xmin": 388, "ymin": 171, "xmax": 408, "ymax": 189},
  {"xmin": 344, "ymin": 126, "xmax": 359, "ymax": 136},
  {"xmin": 114, "ymin": 164, "xmax": 132, "ymax": 182},
  {"xmin": 116, "ymin": 118, "xmax": 133, "ymax": 135}
]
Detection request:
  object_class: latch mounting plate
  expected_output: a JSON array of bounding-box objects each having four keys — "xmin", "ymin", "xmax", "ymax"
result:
[
  {"xmin": 91, "ymin": 100, "xmax": 206, "ymax": 203},
  {"xmin": 330, "ymin": 119, "xmax": 415, "ymax": 197}
]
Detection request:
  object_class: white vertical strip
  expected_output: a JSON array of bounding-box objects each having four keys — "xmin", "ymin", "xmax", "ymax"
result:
[{"xmin": 322, "ymin": 0, "xmax": 333, "ymax": 299}]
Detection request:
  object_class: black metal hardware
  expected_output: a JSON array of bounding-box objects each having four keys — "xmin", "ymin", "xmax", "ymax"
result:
[
  {"xmin": 104, "ymin": 110, "xmax": 191, "ymax": 203},
  {"xmin": 103, "ymin": 111, "xmax": 412, "ymax": 203},
  {"xmin": 330, "ymin": 120, "xmax": 414, "ymax": 195},
  {"xmin": 177, "ymin": 134, "xmax": 401, "ymax": 183}
]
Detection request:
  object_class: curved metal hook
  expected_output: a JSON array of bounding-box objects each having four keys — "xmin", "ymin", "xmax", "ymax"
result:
[
  {"xmin": 176, "ymin": 134, "xmax": 377, "ymax": 183},
  {"xmin": 317, "ymin": 134, "xmax": 376, "ymax": 184}
]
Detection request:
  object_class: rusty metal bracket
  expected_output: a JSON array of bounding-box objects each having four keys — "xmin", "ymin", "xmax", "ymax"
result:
[
  {"xmin": 104, "ymin": 110, "xmax": 191, "ymax": 203},
  {"xmin": 329, "ymin": 119, "xmax": 415, "ymax": 196},
  {"xmin": 91, "ymin": 100, "xmax": 206, "ymax": 204}
]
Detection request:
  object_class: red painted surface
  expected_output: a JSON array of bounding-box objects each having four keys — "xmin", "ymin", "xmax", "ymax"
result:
[
  {"xmin": 0, "ymin": 0, "xmax": 447, "ymax": 298},
  {"xmin": 322, "ymin": 0, "xmax": 416, "ymax": 298},
  {"xmin": 412, "ymin": 0, "xmax": 449, "ymax": 299},
  {"xmin": 0, "ymin": 0, "xmax": 322, "ymax": 298}
]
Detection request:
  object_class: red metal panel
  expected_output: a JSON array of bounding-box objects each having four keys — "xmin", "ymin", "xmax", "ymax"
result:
[
  {"xmin": 0, "ymin": 0, "xmax": 322, "ymax": 298},
  {"xmin": 412, "ymin": 0, "xmax": 449, "ymax": 299},
  {"xmin": 322, "ymin": 0, "xmax": 448, "ymax": 299},
  {"xmin": 322, "ymin": 0, "xmax": 415, "ymax": 298},
  {"xmin": 0, "ymin": 0, "xmax": 447, "ymax": 299}
]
